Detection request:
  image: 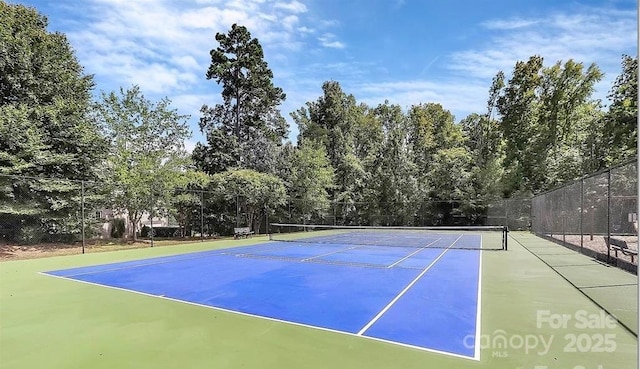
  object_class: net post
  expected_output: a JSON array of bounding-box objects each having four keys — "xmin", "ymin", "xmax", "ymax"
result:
[{"xmin": 504, "ymin": 225, "xmax": 509, "ymax": 251}]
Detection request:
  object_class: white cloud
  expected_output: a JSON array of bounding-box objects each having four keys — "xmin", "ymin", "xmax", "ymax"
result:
[
  {"xmin": 171, "ymin": 56, "xmax": 201, "ymax": 71},
  {"xmin": 67, "ymin": 0, "xmax": 320, "ymax": 97},
  {"xmin": 172, "ymin": 93, "xmax": 220, "ymax": 114},
  {"xmin": 318, "ymin": 33, "xmax": 346, "ymax": 49},
  {"xmin": 274, "ymin": 0, "xmax": 307, "ymax": 13},
  {"xmin": 481, "ymin": 18, "xmax": 540, "ymax": 30},
  {"xmin": 282, "ymin": 15, "xmax": 299, "ymax": 30},
  {"xmin": 355, "ymin": 79, "xmax": 487, "ymax": 118},
  {"xmin": 340, "ymin": 6, "xmax": 636, "ymax": 122},
  {"xmin": 297, "ymin": 26, "xmax": 314, "ymax": 34},
  {"xmin": 41, "ymin": 1, "xmax": 636, "ymax": 145},
  {"xmin": 449, "ymin": 7, "xmax": 637, "ymax": 93},
  {"xmin": 319, "ymin": 19, "xmax": 340, "ymax": 28}
]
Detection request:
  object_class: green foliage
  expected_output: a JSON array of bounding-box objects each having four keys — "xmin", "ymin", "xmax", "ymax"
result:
[
  {"xmin": 192, "ymin": 130, "xmax": 239, "ymax": 174},
  {"xmin": 0, "ymin": 3, "xmax": 105, "ymax": 179},
  {"xmin": 602, "ymin": 55, "xmax": 638, "ymax": 165},
  {"xmin": 210, "ymin": 169, "xmax": 286, "ymax": 232},
  {"xmin": 94, "ymin": 85, "xmax": 203, "ymax": 240},
  {"xmin": 367, "ymin": 101, "xmax": 419, "ymax": 225},
  {"xmin": 0, "ymin": 3, "xmax": 105, "ymax": 243},
  {"xmin": 197, "ymin": 23, "xmax": 287, "ymax": 175},
  {"xmin": 3, "ymin": 13, "xmax": 635, "ymax": 232},
  {"xmin": 289, "ymin": 144, "xmax": 335, "ymax": 221},
  {"xmin": 15, "ymin": 223, "xmax": 44, "ymax": 245},
  {"xmin": 496, "ymin": 56, "xmax": 604, "ymax": 195},
  {"xmin": 461, "ymin": 113, "xmax": 504, "ymax": 201},
  {"xmin": 292, "ymin": 81, "xmax": 368, "ymax": 224}
]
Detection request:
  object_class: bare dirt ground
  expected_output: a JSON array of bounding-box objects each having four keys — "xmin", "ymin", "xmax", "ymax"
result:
[
  {"xmin": 0, "ymin": 238, "xmax": 223, "ymax": 261},
  {"xmin": 550, "ymin": 234, "xmax": 638, "ymax": 265}
]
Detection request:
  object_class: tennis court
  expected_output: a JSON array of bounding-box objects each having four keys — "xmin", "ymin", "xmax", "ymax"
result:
[
  {"xmin": 43, "ymin": 226, "xmax": 504, "ymax": 359},
  {"xmin": 1, "ymin": 227, "xmax": 637, "ymax": 369}
]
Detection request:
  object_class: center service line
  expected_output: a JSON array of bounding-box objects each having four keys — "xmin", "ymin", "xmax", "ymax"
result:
[
  {"xmin": 385, "ymin": 238, "xmax": 442, "ymax": 269},
  {"xmin": 357, "ymin": 234, "xmax": 463, "ymax": 336}
]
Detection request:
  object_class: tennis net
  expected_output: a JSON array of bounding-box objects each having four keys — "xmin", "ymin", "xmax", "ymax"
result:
[{"xmin": 268, "ymin": 224, "xmax": 508, "ymax": 251}]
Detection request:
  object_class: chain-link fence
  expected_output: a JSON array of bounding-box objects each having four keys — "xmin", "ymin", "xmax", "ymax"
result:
[
  {"xmin": 0, "ymin": 175, "xmax": 260, "ymax": 256},
  {"xmin": 1, "ymin": 173, "xmax": 532, "ymax": 257},
  {"xmin": 531, "ymin": 159, "xmax": 638, "ymax": 271}
]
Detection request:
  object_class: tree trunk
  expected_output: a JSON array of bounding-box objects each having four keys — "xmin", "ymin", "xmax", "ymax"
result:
[
  {"xmin": 129, "ymin": 210, "xmax": 141, "ymax": 242},
  {"xmin": 130, "ymin": 219, "xmax": 138, "ymax": 242},
  {"xmin": 247, "ymin": 208, "xmax": 254, "ymax": 231}
]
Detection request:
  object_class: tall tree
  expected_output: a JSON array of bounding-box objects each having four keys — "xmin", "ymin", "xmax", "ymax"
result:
[
  {"xmin": 0, "ymin": 3, "xmax": 105, "ymax": 243},
  {"xmin": 496, "ymin": 55, "xmax": 544, "ymax": 195},
  {"xmin": 197, "ymin": 23, "xmax": 287, "ymax": 173},
  {"xmin": 496, "ymin": 56, "xmax": 602, "ymax": 194},
  {"xmin": 94, "ymin": 86, "xmax": 202, "ymax": 241},
  {"xmin": 602, "ymin": 55, "xmax": 638, "ymax": 165},
  {"xmin": 368, "ymin": 101, "xmax": 419, "ymax": 225},
  {"xmin": 460, "ymin": 74, "xmax": 507, "ymax": 206},
  {"xmin": 288, "ymin": 144, "xmax": 334, "ymax": 222},
  {"xmin": 292, "ymin": 81, "xmax": 367, "ymax": 224},
  {"xmin": 461, "ymin": 113, "xmax": 503, "ymax": 202}
]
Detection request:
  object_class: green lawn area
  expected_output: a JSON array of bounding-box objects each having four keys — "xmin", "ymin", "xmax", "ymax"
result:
[{"xmin": 1, "ymin": 233, "xmax": 637, "ymax": 368}]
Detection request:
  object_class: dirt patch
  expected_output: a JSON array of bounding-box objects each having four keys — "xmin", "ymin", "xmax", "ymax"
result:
[{"xmin": 0, "ymin": 238, "xmax": 223, "ymax": 261}]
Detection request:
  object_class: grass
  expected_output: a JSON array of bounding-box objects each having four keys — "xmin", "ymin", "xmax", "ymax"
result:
[{"xmin": 0, "ymin": 233, "xmax": 637, "ymax": 368}]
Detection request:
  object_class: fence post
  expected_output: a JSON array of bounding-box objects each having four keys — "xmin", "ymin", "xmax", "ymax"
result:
[
  {"xmin": 236, "ymin": 195, "xmax": 240, "ymax": 228},
  {"xmin": 504, "ymin": 199, "xmax": 508, "ymax": 229},
  {"xmin": 333, "ymin": 200, "xmax": 337, "ymax": 225},
  {"xmin": 81, "ymin": 180, "xmax": 85, "ymax": 254},
  {"xmin": 606, "ymin": 169, "xmax": 611, "ymax": 262},
  {"xmin": 579, "ymin": 178, "xmax": 583, "ymax": 252},
  {"xmin": 200, "ymin": 190, "xmax": 204, "ymax": 242},
  {"xmin": 562, "ymin": 188, "xmax": 566, "ymax": 244},
  {"xmin": 150, "ymin": 190, "xmax": 154, "ymax": 248}
]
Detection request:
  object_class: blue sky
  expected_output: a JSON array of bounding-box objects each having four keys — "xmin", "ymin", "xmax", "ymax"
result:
[{"xmin": 14, "ymin": 0, "xmax": 638, "ymax": 149}]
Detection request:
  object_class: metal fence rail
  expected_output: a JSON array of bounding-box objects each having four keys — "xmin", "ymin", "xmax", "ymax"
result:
[{"xmin": 531, "ymin": 159, "xmax": 638, "ymax": 272}]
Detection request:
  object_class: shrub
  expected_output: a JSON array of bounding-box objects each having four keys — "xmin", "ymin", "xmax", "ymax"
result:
[{"xmin": 16, "ymin": 224, "xmax": 45, "ymax": 245}]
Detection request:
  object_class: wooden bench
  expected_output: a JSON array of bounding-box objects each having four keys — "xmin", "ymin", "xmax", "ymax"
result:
[
  {"xmin": 234, "ymin": 227, "xmax": 254, "ymax": 239},
  {"xmin": 605, "ymin": 237, "xmax": 638, "ymax": 262}
]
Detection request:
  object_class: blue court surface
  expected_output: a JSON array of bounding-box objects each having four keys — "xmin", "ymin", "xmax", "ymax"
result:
[{"xmin": 44, "ymin": 233, "xmax": 483, "ymax": 360}]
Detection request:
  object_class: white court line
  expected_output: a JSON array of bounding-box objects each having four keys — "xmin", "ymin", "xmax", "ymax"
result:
[
  {"xmin": 50, "ymin": 251, "xmax": 224, "ymax": 278},
  {"xmin": 53, "ymin": 243, "xmax": 289, "ymax": 278},
  {"xmin": 302, "ymin": 245, "xmax": 361, "ymax": 261},
  {"xmin": 385, "ymin": 238, "xmax": 442, "ymax": 269},
  {"xmin": 38, "ymin": 271, "xmax": 479, "ymax": 361},
  {"xmin": 357, "ymin": 234, "xmax": 463, "ymax": 336}
]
